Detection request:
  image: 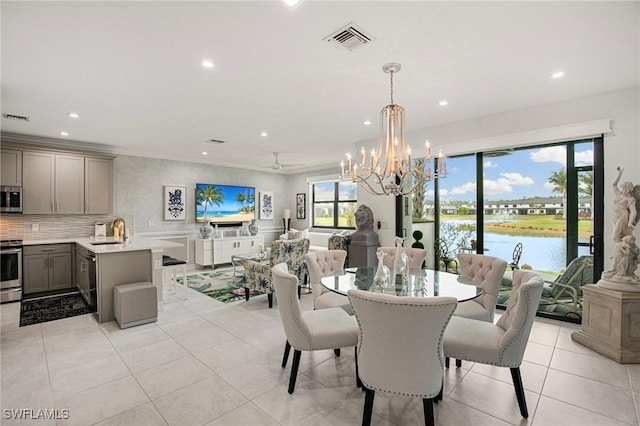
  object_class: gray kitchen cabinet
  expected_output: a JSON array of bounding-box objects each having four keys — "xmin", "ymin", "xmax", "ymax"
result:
[
  {"xmin": 23, "ymin": 151, "xmax": 84, "ymax": 214},
  {"xmin": 0, "ymin": 149, "xmax": 22, "ymax": 186},
  {"xmin": 23, "ymin": 244, "xmax": 73, "ymax": 294},
  {"xmin": 85, "ymin": 157, "xmax": 113, "ymax": 213}
]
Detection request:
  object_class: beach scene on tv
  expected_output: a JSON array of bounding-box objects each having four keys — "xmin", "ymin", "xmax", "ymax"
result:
[{"xmin": 195, "ymin": 183, "xmax": 256, "ymax": 223}]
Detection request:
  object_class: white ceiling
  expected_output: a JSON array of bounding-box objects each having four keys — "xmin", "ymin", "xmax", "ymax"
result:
[{"xmin": 2, "ymin": 1, "xmax": 638, "ymax": 174}]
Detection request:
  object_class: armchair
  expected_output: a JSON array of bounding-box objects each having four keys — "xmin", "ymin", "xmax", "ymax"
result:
[
  {"xmin": 243, "ymin": 238, "xmax": 310, "ymax": 308},
  {"xmin": 538, "ymin": 255, "xmax": 593, "ymax": 316}
]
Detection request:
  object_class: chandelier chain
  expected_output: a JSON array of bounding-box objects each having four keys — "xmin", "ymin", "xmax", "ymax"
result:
[{"xmin": 389, "ymin": 70, "xmax": 394, "ymax": 104}]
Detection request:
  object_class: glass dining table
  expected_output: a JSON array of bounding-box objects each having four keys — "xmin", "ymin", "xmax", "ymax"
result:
[{"xmin": 320, "ymin": 267, "xmax": 483, "ymax": 301}]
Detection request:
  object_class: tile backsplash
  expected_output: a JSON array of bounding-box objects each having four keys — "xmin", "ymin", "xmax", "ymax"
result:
[{"xmin": 0, "ymin": 214, "xmax": 134, "ymax": 241}]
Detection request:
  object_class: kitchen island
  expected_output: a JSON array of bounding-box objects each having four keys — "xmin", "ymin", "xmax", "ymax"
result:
[{"xmin": 24, "ymin": 236, "xmax": 183, "ymax": 323}]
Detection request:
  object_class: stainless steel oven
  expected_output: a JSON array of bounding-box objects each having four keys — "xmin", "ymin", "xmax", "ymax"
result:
[
  {"xmin": 1, "ymin": 240, "xmax": 22, "ymax": 303},
  {"xmin": 0, "ymin": 186, "xmax": 22, "ymax": 213}
]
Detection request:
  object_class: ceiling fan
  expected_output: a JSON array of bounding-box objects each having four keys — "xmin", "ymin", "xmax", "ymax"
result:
[{"xmin": 265, "ymin": 152, "xmax": 298, "ymax": 170}]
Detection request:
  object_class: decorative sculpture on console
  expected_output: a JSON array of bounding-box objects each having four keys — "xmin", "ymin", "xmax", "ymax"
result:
[{"xmin": 600, "ymin": 167, "xmax": 640, "ymax": 290}]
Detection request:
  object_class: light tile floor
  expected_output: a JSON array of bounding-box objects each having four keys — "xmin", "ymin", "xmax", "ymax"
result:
[{"xmin": 1, "ymin": 285, "xmax": 639, "ymax": 426}]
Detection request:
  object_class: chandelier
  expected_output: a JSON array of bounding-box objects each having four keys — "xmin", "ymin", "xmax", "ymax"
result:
[{"xmin": 340, "ymin": 63, "xmax": 446, "ymax": 196}]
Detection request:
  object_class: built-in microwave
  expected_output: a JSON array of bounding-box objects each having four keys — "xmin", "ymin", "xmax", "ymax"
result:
[{"xmin": 0, "ymin": 186, "xmax": 22, "ymax": 213}]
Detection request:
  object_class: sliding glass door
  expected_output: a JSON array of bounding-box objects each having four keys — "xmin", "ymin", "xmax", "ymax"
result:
[{"xmin": 413, "ymin": 137, "xmax": 604, "ymax": 323}]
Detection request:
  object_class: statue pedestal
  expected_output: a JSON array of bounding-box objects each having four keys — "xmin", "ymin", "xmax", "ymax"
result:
[{"xmin": 572, "ymin": 283, "xmax": 640, "ymax": 363}]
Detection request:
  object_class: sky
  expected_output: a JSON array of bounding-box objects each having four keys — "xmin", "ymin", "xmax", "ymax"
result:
[{"xmin": 430, "ymin": 143, "xmax": 593, "ymax": 202}]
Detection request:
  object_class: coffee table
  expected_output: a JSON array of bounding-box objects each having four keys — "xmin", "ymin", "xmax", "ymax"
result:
[{"xmin": 230, "ymin": 251, "xmax": 269, "ymax": 276}]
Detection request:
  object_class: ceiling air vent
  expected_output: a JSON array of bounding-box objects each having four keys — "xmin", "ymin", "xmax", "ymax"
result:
[
  {"xmin": 2, "ymin": 113, "xmax": 29, "ymax": 122},
  {"xmin": 205, "ymin": 139, "xmax": 225, "ymax": 144},
  {"xmin": 323, "ymin": 22, "xmax": 374, "ymax": 52}
]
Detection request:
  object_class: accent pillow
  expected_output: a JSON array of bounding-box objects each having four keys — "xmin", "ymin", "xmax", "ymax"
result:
[{"xmin": 288, "ymin": 229, "xmax": 303, "ymax": 240}]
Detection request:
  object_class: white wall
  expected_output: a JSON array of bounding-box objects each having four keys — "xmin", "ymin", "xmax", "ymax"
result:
[{"xmin": 113, "ymin": 155, "xmax": 291, "ymax": 261}]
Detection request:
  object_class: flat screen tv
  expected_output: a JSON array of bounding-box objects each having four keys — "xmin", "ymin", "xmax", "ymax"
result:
[{"xmin": 195, "ymin": 183, "xmax": 255, "ymax": 224}]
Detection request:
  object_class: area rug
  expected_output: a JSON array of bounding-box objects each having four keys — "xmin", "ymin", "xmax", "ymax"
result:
[
  {"xmin": 20, "ymin": 293, "xmax": 94, "ymax": 327},
  {"xmin": 177, "ymin": 268, "xmax": 259, "ymax": 303}
]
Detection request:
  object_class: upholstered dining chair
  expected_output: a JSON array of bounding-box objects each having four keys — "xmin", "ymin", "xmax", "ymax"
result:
[
  {"xmin": 447, "ymin": 253, "xmax": 507, "ymax": 368},
  {"xmin": 348, "ymin": 290, "xmax": 457, "ymax": 426},
  {"xmin": 443, "ymin": 271, "xmax": 544, "ymax": 418},
  {"xmin": 243, "ymin": 238, "xmax": 310, "ymax": 308},
  {"xmin": 272, "ymin": 263, "xmax": 359, "ymax": 394},
  {"xmin": 455, "ymin": 253, "xmax": 508, "ymax": 322},
  {"xmin": 376, "ymin": 247, "xmax": 428, "ymax": 269},
  {"xmin": 304, "ymin": 250, "xmax": 353, "ymax": 314}
]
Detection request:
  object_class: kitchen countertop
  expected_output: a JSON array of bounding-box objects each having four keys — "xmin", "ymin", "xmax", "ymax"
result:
[{"xmin": 22, "ymin": 236, "xmax": 183, "ymax": 254}]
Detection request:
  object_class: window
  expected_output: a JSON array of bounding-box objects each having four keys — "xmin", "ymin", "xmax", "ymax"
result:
[{"xmin": 312, "ymin": 181, "xmax": 357, "ymax": 228}]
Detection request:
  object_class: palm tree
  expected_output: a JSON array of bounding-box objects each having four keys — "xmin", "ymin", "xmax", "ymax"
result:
[
  {"xmin": 236, "ymin": 193, "xmax": 247, "ymax": 213},
  {"xmin": 195, "ymin": 185, "xmax": 224, "ymax": 221},
  {"xmin": 548, "ymin": 168, "xmax": 567, "ymax": 219},
  {"xmin": 247, "ymin": 192, "xmax": 255, "ymax": 213},
  {"xmin": 579, "ymin": 171, "xmax": 593, "ymax": 219}
]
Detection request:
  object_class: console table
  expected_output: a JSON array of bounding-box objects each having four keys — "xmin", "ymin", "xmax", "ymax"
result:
[{"xmin": 195, "ymin": 235, "xmax": 264, "ymax": 267}]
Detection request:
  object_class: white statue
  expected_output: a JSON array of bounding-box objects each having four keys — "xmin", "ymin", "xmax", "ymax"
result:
[
  {"xmin": 373, "ymin": 250, "xmax": 390, "ymax": 289},
  {"xmin": 611, "ymin": 167, "xmax": 640, "ymax": 242},
  {"xmin": 390, "ymin": 236, "xmax": 408, "ymax": 287},
  {"xmin": 600, "ymin": 167, "xmax": 640, "ymax": 289}
]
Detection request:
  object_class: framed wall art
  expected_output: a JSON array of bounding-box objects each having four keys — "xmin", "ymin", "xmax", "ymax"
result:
[
  {"xmin": 296, "ymin": 193, "xmax": 306, "ymax": 219},
  {"xmin": 164, "ymin": 185, "xmax": 186, "ymax": 220},
  {"xmin": 260, "ymin": 191, "xmax": 274, "ymax": 220}
]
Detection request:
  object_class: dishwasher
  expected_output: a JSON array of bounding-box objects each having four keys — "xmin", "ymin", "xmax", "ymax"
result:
[{"xmin": 75, "ymin": 245, "xmax": 97, "ymax": 310}]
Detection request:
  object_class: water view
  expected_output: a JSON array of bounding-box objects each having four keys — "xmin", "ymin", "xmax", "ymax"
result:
[{"xmin": 443, "ymin": 218, "xmax": 586, "ymax": 272}]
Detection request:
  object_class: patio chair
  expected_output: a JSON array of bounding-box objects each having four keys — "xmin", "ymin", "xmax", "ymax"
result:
[
  {"xmin": 434, "ymin": 238, "xmax": 458, "ymax": 273},
  {"xmin": 539, "ymin": 255, "xmax": 593, "ymax": 312},
  {"xmin": 508, "ymin": 243, "xmax": 523, "ymax": 270}
]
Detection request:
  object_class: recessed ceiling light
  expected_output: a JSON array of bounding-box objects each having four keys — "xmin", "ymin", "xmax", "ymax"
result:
[
  {"xmin": 551, "ymin": 71, "xmax": 566, "ymax": 79},
  {"xmin": 363, "ymin": 120, "xmax": 372, "ymax": 126},
  {"xmin": 260, "ymin": 132, "xmax": 268, "ymax": 137},
  {"xmin": 201, "ymin": 60, "xmax": 214, "ymax": 69},
  {"xmin": 68, "ymin": 112, "xmax": 79, "ymax": 118},
  {"xmin": 282, "ymin": 0, "xmax": 304, "ymax": 8},
  {"xmin": 202, "ymin": 151, "xmax": 208, "ymax": 156},
  {"xmin": 60, "ymin": 131, "xmax": 69, "ymax": 136},
  {"xmin": 439, "ymin": 100, "xmax": 448, "ymax": 106}
]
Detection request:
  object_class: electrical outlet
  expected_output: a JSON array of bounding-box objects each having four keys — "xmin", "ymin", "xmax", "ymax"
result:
[
  {"xmin": 154, "ymin": 260, "xmax": 161, "ymax": 269},
  {"xmin": 380, "ymin": 221, "xmax": 389, "ymax": 230},
  {"xmin": 148, "ymin": 220, "xmax": 155, "ymax": 227},
  {"xmin": 32, "ymin": 224, "xmax": 39, "ymax": 231}
]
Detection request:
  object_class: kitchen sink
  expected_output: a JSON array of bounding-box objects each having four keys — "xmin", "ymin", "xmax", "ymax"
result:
[{"xmin": 90, "ymin": 241, "xmax": 122, "ymax": 245}]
